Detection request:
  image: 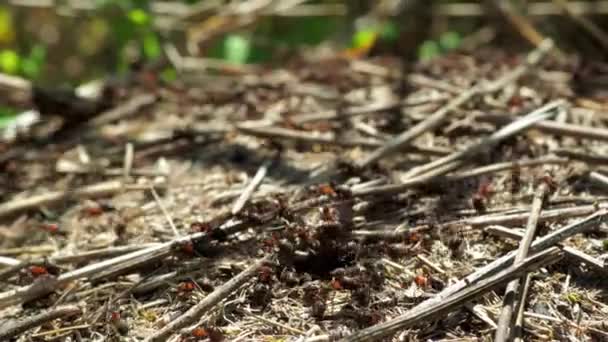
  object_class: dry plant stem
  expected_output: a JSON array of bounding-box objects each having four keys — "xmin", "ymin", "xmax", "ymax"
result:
[
  {"xmin": 145, "ymin": 256, "xmax": 272, "ymax": 342},
  {"xmin": 352, "ymin": 101, "xmax": 561, "ymax": 197},
  {"xmin": 403, "ymin": 100, "xmax": 562, "ymax": 180},
  {"xmin": 232, "ymin": 161, "xmax": 270, "ymax": 215},
  {"xmin": 0, "ymin": 180, "xmax": 148, "ymax": 219},
  {"xmin": 437, "ymin": 1, "xmax": 608, "ymax": 16},
  {"xmin": 0, "ymin": 256, "xmax": 20, "ymax": 267},
  {"xmin": 0, "ymin": 304, "xmax": 81, "ymax": 340},
  {"xmin": 448, "ymin": 156, "xmax": 568, "ymax": 180},
  {"xmin": 289, "ymin": 93, "xmax": 450, "ymax": 125},
  {"xmin": 495, "ymin": 182, "xmax": 548, "ymax": 342},
  {"xmin": 0, "ymin": 244, "xmax": 161, "ymax": 282},
  {"xmin": 589, "ymin": 171, "xmax": 608, "ymax": 189},
  {"xmin": 357, "ymin": 38, "xmax": 554, "ymax": 168},
  {"xmin": 347, "ymin": 210, "xmax": 606, "ymax": 341},
  {"xmin": 553, "ymin": 148, "xmax": 608, "ymax": 164},
  {"xmin": 340, "ymin": 247, "xmax": 563, "ymax": 342},
  {"xmin": 0, "ymin": 232, "xmax": 207, "ymax": 309},
  {"xmin": 513, "ymin": 273, "xmax": 532, "ymax": 341},
  {"xmin": 150, "ymin": 186, "xmax": 180, "ymax": 237},
  {"xmin": 87, "ymin": 93, "xmax": 156, "ymax": 127},
  {"xmin": 484, "ymin": 225, "xmax": 605, "ymax": 270},
  {"xmin": 236, "ymin": 124, "xmax": 381, "ymax": 148},
  {"xmin": 479, "ymin": 114, "xmax": 608, "ymax": 141}
]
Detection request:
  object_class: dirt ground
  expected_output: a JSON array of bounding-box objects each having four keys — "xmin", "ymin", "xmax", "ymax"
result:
[{"xmin": 0, "ymin": 43, "xmax": 607, "ymax": 341}]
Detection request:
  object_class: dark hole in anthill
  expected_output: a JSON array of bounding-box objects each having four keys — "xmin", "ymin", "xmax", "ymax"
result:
[{"xmin": 292, "ymin": 242, "xmax": 355, "ymax": 278}]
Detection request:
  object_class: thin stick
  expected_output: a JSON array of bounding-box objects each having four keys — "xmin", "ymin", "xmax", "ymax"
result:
[
  {"xmin": 87, "ymin": 93, "xmax": 156, "ymax": 127},
  {"xmin": 0, "ymin": 231, "xmax": 208, "ymax": 309},
  {"xmin": 478, "ymin": 114, "xmax": 608, "ymax": 141},
  {"xmin": 0, "ymin": 305, "xmax": 81, "ymax": 340},
  {"xmin": 495, "ymin": 182, "xmax": 548, "ymax": 342},
  {"xmin": 346, "ymin": 210, "xmax": 606, "ymax": 341},
  {"xmin": 357, "ymin": 38, "xmax": 554, "ymax": 168},
  {"xmin": 0, "ymin": 180, "xmax": 122, "ymax": 218},
  {"xmin": 232, "ymin": 161, "xmax": 270, "ymax": 215},
  {"xmin": 589, "ymin": 171, "xmax": 608, "ymax": 189},
  {"xmin": 123, "ymin": 142, "xmax": 134, "ymax": 181},
  {"xmin": 0, "ymin": 180, "xmax": 164, "ymax": 219},
  {"xmin": 416, "ymin": 254, "xmax": 446, "ymax": 275},
  {"xmin": 352, "ymin": 101, "xmax": 562, "ymax": 197},
  {"xmin": 484, "ymin": 225, "xmax": 605, "ymax": 270},
  {"xmin": 0, "ymin": 256, "xmax": 20, "ymax": 267},
  {"xmin": 513, "ymin": 273, "xmax": 533, "ymax": 341},
  {"xmin": 145, "ymin": 256, "xmax": 271, "ymax": 342},
  {"xmin": 340, "ymin": 247, "xmax": 563, "ymax": 342},
  {"xmin": 403, "ymin": 100, "xmax": 562, "ymax": 179},
  {"xmin": 448, "ymin": 156, "xmax": 568, "ymax": 180},
  {"xmin": 150, "ymin": 186, "xmax": 180, "ymax": 237}
]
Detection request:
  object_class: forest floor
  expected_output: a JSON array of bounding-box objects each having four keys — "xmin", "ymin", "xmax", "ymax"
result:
[{"xmin": 0, "ymin": 42, "xmax": 607, "ymax": 341}]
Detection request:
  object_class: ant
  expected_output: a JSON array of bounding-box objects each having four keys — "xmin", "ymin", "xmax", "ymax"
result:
[{"xmin": 472, "ymin": 178, "xmax": 493, "ymax": 212}]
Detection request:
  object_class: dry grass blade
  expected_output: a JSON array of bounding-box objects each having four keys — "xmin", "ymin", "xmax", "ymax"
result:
[
  {"xmin": 340, "ymin": 247, "xmax": 563, "ymax": 342},
  {"xmin": 495, "ymin": 182, "xmax": 548, "ymax": 342},
  {"xmin": 357, "ymin": 38, "xmax": 554, "ymax": 168},
  {"xmin": 0, "ymin": 305, "xmax": 81, "ymax": 340},
  {"xmin": 145, "ymin": 256, "xmax": 272, "ymax": 342}
]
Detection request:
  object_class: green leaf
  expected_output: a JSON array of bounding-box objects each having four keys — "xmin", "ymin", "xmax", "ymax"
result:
[
  {"xmin": 29, "ymin": 44, "xmax": 46, "ymax": 62},
  {"xmin": 439, "ymin": 31, "xmax": 461, "ymax": 51},
  {"xmin": 379, "ymin": 21, "xmax": 399, "ymax": 42},
  {"xmin": 223, "ymin": 35, "xmax": 250, "ymax": 64},
  {"xmin": 160, "ymin": 67, "xmax": 176, "ymax": 83},
  {"xmin": 0, "ymin": 106, "xmax": 17, "ymax": 129},
  {"xmin": 128, "ymin": 8, "xmax": 149, "ymax": 26},
  {"xmin": 21, "ymin": 58, "xmax": 40, "ymax": 79},
  {"xmin": 352, "ymin": 29, "xmax": 377, "ymax": 49},
  {"xmin": 0, "ymin": 49, "xmax": 19, "ymax": 74},
  {"xmin": 418, "ymin": 40, "xmax": 440, "ymax": 61},
  {"xmin": 143, "ymin": 32, "xmax": 160, "ymax": 59},
  {"xmin": 0, "ymin": 6, "xmax": 14, "ymax": 44}
]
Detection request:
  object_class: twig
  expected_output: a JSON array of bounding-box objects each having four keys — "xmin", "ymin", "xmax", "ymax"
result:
[
  {"xmin": 403, "ymin": 100, "xmax": 562, "ymax": 179},
  {"xmin": 123, "ymin": 142, "xmax": 134, "ymax": 181},
  {"xmin": 346, "ymin": 210, "xmax": 606, "ymax": 341},
  {"xmin": 232, "ymin": 161, "xmax": 271, "ymax": 215},
  {"xmin": 352, "ymin": 101, "xmax": 562, "ymax": 196},
  {"xmin": 484, "ymin": 225, "xmax": 605, "ymax": 270},
  {"xmin": 0, "ymin": 244, "xmax": 161, "ymax": 282},
  {"xmin": 0, "ymin": 231, "xmax": 210, "ymax": 309},
  {"xmin": 0, "ymin": 179, "xmax": 167, "ymax": 219},
  {"xmin": 437, "ymin": 1, "xmax": 608, "ymax": 16},
  {"xmin": 448, "ymin": 156, "xmax": 568, "ymax": 180},
  {"xmin": 340, "ymin": 247, "xmax": 563, "ymax": 342},
  {"xmin": 145, "ymin": 256, "xmax": 272, "ymax": 342},
  {"xmin": 0, "ymin": 180, "xmax": 123, "ymax": 218},
  {"xmin": 0, "ymin": 256, "xmax": 20, "ymax": 267},
  {"xmin": 513, "ymin": 273, "xmax": 533, "ymax": 341},
  {"xmin": 0, "ymin": 304, "xmax": 81, "ymax": 340},
  {"xmin": 589, "ymin": 171, "xmax": 608, "ymax": 189},
  {"xmin": 553, "ymin": 148, "xmax": 608, "ymax": 164},
  {"xmin": 150, "ymin": 186, "xmax": 180, "ymax": 237},
  {"xmin": 416, "ymin": 254, "xmax": 446, "ymax": 275},
  {"xmin": 478, "ymin": 113, "xmax": 608, "ymax": 141},
  {"xmin": 495, "ymin": 182, "xmax": 548, "ymax": 342},
  {"xmin": 87, "ymin": 93, "xmax": 156, "ymax": 128},
  {"xmin": 357, "ymin": 38, "xmax": 554, "ymax": 168},
  {"xmin": 245, "ymin": 310, "xmax": 306, "ymax": 334}
]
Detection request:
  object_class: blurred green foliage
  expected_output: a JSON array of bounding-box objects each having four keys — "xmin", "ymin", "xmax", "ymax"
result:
[{"xmin": 0, "ymin": 1, "xmax": 467, "ymax": 86}]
